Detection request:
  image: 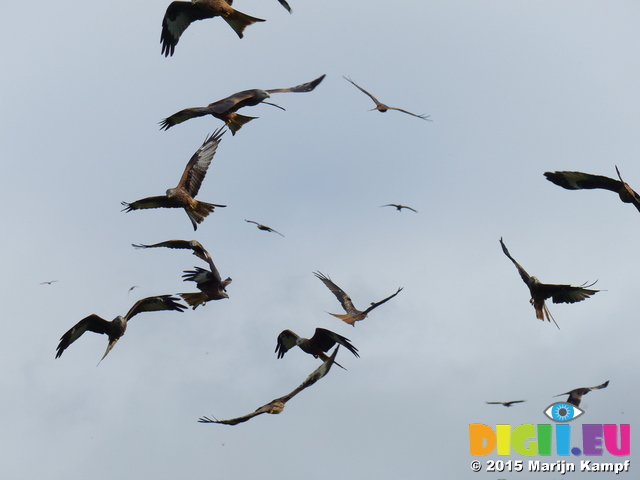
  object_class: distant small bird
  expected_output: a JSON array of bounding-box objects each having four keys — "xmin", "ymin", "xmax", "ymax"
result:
[
  {"xmin": 122, "ymin": 128, "xmax": 227, "ymax": 230},
  {"xmin": 198, "ymin": 346, "xmax": 339, "ymax": 425},
  {"xmin": 245, "ymin": 219, "xmax": 284, "ymax": 237},
  {"xmin": 160, "ymin": 74, "xmax": 325, "ymax": 134},
  {"xmin": 40, "ymin": 280, "xmax": 58, "ymax": 285},
  {"xmin": 499, "ymin": 238, "xmax": 599, "ymax": 329},
  {"xmin": 161, "ymin": 0, "xmax": 265, "ymax": 56},
  {"xmin": 55, "ymin": 295, "xmax": 187, "ymax": 361},
  {"xmin": 127, "ymin": 286, "xmax": 140, "ymax": 295},
  {"xmin": 486, "ymin": 400, "xmax": 526, "ymax": 407},
  {"xmin": 314, "ymin": 271, "xmax": 403, "ymax": 326},
  {"xmin": 381, "ymin": 204, "xmax": 418, "ymax": 213},
  {"xmin": 555, "ymin": 380, "xmax": 610, "ymax": 407},
  {"xmin": 343, "ymin": 76, "xmax": 430, "ymax": 120},
  {"xmin": 544, "ymin": 167, "xmax": 640, "ymax": 213},
  {"xmin": 275, "ymin": 328, "xmax": 359, "ymax": 370}
]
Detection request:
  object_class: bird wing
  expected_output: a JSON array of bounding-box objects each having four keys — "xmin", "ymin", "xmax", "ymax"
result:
[
  {"xmin": 55, "ymin": 314, "xmax": 111, "ymax": 358},
  {"xmin": 277, "ymin": 0, "xmax": 292, "ymax": 13},
  {"xmin": 208, "ymin": 90, "xmax": 262, "ymax": 115},
  {"xmin": 499, "ymin": 238, "xmax": 532, "ymax": 285},
  {"xmin": 132, "ymin": 240, "xmax": 214, "ymax": 269},
  {"xmin": 175, "ymin": 128, "xmax": 225, "ymax": 197},
  {"xmin": 385, "ymin": 106, "xmax": 430, "ymax": 120},
  {"xmin": 182, "ymin": 263, "xmax": 224, "ymax": 290},
  {"xmin": 275, "ymin": 330, "xmax": 300, "ymax": 358},
  {"xmin": 313, "ymin": 271, "xmax": 360, "ymax": 315},
  {"xmin": 343, "ymin": 76, "xmax": 382, "ymax": 106},
  {"xmin": 266, "ymin": 74, "xmax": 326, "ymax": 94},
  {"xmin": 121, "ymin": 196, "xmax": 180, "ymax": 211},
  {"xmin": 124, "ymin": 295, "xmax": 187, "ymax": 321},
  {"xmin": 537, "ymin": 281, "xmax": 599, "ymax": 304},
  {"xmin": 310, "ymin": 328, "xmax": 359, "ymax": 358},
  {"xmin": 615, "ymin": 166, "xmax": 640, "ymax": 212},
  {"xmin": 590, "ymin": 380, "xmax": 610, "ymax": 391},
  {"xmin": 198, "ymin": 347, "xmax": 339, "ymax": 425},
  {"xmin": 161, "ymin": 2, "xmax": 213, "ymax": 57},
  {"xmin": 543, "ymin": 171, "xmax": 622, "ymax": 193},
  {"xmin": 362, "ymin": 287, "xmax": 403, "ymax": 315},
  {"xmin": 159, "ymin": 107, "xmax": 214, "ymax": 130}
]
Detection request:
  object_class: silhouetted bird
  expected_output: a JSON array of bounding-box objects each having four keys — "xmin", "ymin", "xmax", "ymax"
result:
[
  {"xmin": 381, "ymin": 204, "xmax": 418, "ymax": 212},
  {"xmin": 555, "ymin": 380, "xmax": 610, "ymax": 407},
  {"xmin": 245, "ymin": 219, "xmax": 284, "ymax": 237},
  {"xmin": 486, "ymin": 400, "xmax": 526, "ymax": 407},
  {"xmin": 275, "ymin": 328, "xmax": 358, "ymax": 370}
]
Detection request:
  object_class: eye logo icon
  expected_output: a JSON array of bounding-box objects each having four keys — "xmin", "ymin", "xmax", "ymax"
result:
[{"xmin": 544, "ymin": 402, "xmax": 584, "ymax": 422}]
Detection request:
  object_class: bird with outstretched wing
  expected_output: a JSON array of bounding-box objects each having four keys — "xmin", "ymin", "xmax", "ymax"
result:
[
  {"xmin": 275, "ymin": 327, "xmax": 359, "ymax": 370},
  {"xmin": 381, "ymin": 204, "xmax": 418, "ymax": 213},
  {"xmin": 245, "ymin": 219, "xmax": 284, "ymax": 237},
  {"xmin": 314, "ymin": 271, "xmax": 403, "ymax": 326},
  {"xmin": 55, "ymin": 295, "xmax": 186, "ymax": 361},
  {"xmin": 122, "ymin": 128, "xmax": 227, "ymax": 230},
  {"xmin": 160, "ymin": 0, "xmax": 265, "ymax": 56},
  {"xmin": 486, "ymin": 400, "xmax": 526, "ymax": 407},
  {"xmin": 160, "ymin": 74, "xmax": 325, "ymax": 134},
  {"xmin": 499, "ymin": 238, "xmax": 599, "ymax": 329},
  {"xmin": 555, "ymin": 380, "xmax": 610, "ymax": 407},
  {"xmin": 198, "ymin": 346, "xmax": 339, "ymax": 425},
  {"xmin": 343, "ymin": 76, "xmax": 430, "ymax": 120}
]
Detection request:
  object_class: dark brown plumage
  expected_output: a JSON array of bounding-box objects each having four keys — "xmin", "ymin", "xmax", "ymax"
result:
[
  {"xmin": 381, "ymin": 203, "xmax": 418, "ymax": 212},
  {"xmin": 181, "ymin": 266, "xmax": 232, "ymax": 309},
  {"xmin": 132, "ymin": 239, "xmax": 217, "ymax": 272},
  {"xmin": 55, "ymin": 295, "xmax": 187, "ymax": 361},
  {"xmin": 499, "ymin": 238, "xmax": 599, "ymax": 329},
  {"xmin": 161, "ymin": 0, "xmax": 265, "ymax": 57},
  {"xmin": 544, "ymin": 167, "xmax": 640, "ymax": 213},
  {"xmin": 275, "ymin": 328, "xmax": 358, "ymax": 370},
  {"xmin": 343, "ymin": 76, "xmax": 430, "ymax": 120},
  {"xmin": 245, "ymin": 219, "xmax": 284, "ymax": 237},
  {"xmin": 555, "ymin": 380, "xmax": 610, "ymax": 407},
  {"xmin": 486, "ymin": 400, "xmax": 526, "ymax": 407},
  {"xmin": 314, "ymin": 271, "xmax": 403, "ymax": 326},
  {"xmin": 159, "ymin": 74, "xmax": 326, "ymax": 134},
  {"xmin": 121, "ymin": 128, "xmax": 227, "ymax": 230},
  {"xmin": 198, "ymin": 346, "xmax": 339, "ymax": 425}
]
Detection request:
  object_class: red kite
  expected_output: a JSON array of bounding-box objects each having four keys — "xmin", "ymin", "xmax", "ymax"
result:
[
  {"xmin": 181, "ymin": 266, "xmax": 231, "ymax": 309},
  {"xmin": 486, "ymin": 400, "xmax": 526, "ymax": 407},
  {"xmin": 161, "ymin": 0, "xmax": 265, "ymax": 56},
  {"xmin": 275, "ymin": 328, "xmax": 358, "ymax": 370},
  {"xmin": 159, "ymin": 74, "xmax": 325, "ymax": 134},
  {"xmin": 314, "ymin": 271, "xmax": 403, "ymax": 326},
  {"xmin": 343, "ymin": 76, "xmax": 430, "ymax": 120},
  {"xmin": 554, "ymin": 380, "xmax": 609, "ymax": 407},
  {"xmin": 544, "ymin": 167, "xmax": 640, "ymax": 213},
  {"xmin": 381, "ymin": 204, "xmax": 418, "ymax": 212},
  {"xmin": 122, "ymin": 128, "xmax": 227, "ymax": 230},
  {"xmin": 198, "ymin": 346, "xmax": 339, "ymax": 425},
  {"xmin": 499, "ymin": 238, "xmax": 599, "ymax": 329},
  {"xmin": 245, "ymin": 219, "xmax": 284, "ymax": 237},
  {"xmin": 55, "ymin": 295, "xmax": 186, "ymax": 361}
]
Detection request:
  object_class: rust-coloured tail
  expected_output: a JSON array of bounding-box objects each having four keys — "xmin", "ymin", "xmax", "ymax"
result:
[
  {"xmin": 179, "ymin": 292, "xmax": 207, "ymax": 310},
  {"xmin": 185, "ymin": 201, "xmax": 225, "ymax": 230},
  {"xmin": 329, "ymin": 312, "xmax": 357, "ymax": 326},
  {"xmin": 226, "ymin": 113, "xmax": 257, "ymax": 135},
  {"xmin": 223, "ymin": 10, "xmax": 266, "ymax": 39}
]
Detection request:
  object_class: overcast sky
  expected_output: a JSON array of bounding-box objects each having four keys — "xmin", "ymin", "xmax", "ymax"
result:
[{"xmin": 3, "ymin": 1, "xmax": 639, "ymax": 478}]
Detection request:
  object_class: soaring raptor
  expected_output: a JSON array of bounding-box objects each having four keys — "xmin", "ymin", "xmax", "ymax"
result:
[
  {"xmin": 122, "ymin": 128, "xmax": 227, "ymax": 230},
  {"xmin": 160, "ymin": 74, "xmax": 325, "ymax": 134},
  {"xmin": 343, "ymin": 76, "xmax": 430, "ymax": 120},
  {"xmin": 555, "ymin": 380, "xmax": 610, "ymax": 407},
  {"xmin": 198, "ymin": 346, "xmax": 339, "ymax": 425},
  {"xmin": 544, "ymin": 167, "xmax": 640, "ymax": 213},
  {"xmin": 275, "ymin": 327, "xmax": 359, "ymax": 370},
  {"xmin": 499, "ymin": 238, "xmax": 599, "ymax": 328},
  {"xmin": 314, "ymin": 271, "xmax": 403, "ymax": 326},
  {"xmin": 161, "ymin": 0, "xmax": 265, "ymax": 56},
  {"xmin": 55, "ymin": 295, "xmax": 186, "ymax": 361}
]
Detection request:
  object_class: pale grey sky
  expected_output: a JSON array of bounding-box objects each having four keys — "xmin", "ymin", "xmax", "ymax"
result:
[{"xmin": 2, "ymin": 1, "xmax": 639, "ymax": 478}]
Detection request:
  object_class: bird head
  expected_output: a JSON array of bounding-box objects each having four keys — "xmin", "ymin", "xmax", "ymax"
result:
[{"xmin": 166, "ymin": 187, "xmax": 176, "ymax": 198}]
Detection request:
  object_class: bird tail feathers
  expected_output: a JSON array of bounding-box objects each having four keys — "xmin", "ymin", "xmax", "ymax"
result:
[
  {"xmin": 222, "ymin": 11, "xmax": 266, "ymax": 39},
  {"xmin": 226, "ymin": 113, "xmax": 257, "ymax": 135},
  {"xmin": 179, "ymin": 292, "xmax": 207, "ymax": 310}
]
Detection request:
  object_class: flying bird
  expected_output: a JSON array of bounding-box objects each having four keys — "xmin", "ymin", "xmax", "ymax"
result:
[
  {"xmin": 555, "ymin": 380, "xmax": 610, "ymax": 407},
  {"xmin": 499, "ymin": 238, "xmax": 599, "ymax": 329},
  {"xmin": 275, "ymin": 328, "xmax": 359, "ymax": 370},
  {"xmin": 40, "ymin": 280, "xmax": 58, "ymax": 285},
  {"xmin": 313, "ymin": 271, "xmax": 403, "ymax": 326},
  {"xmin": 121, "ymin": 128, "xmax": 227, "ymax": 230},
  {"xmin": 245, "ymin": 219, "xmax": 284, "ymax": 237},
  {"xmin": 181, "ymin": 266, "xmax": 232, "ymax": 309},
  {"xmin": 343, "ymin": 76, "xmax": 430, "ymax": 120},
  {"xmin": 544, "ymin": 167, "xmax": 640, "ymax": 213},
  {"xmin": 55, "ymin": 295, "xmax": 187, "ymax": 361},
  {"xmin": 486, "ymin": 400, "xmax": 526, "ymax": 407},
  {"xmin": 198, "ymin": 346, "xmax": 339, "ymax": 425},
  {"xmin": 160, "ymin": 0, "xmax": 265, "ymax": 57},
  {"xmin": 159, "ymin": 74, "xmax": 326, "ymax": 134},
  {"xmin": 381, "ymin": 204, "xmax": 418, "ymax": 213}
]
